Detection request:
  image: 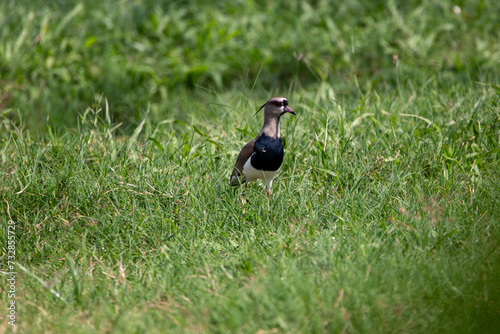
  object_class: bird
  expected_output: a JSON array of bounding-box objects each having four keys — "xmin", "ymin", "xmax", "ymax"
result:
[{"xmin": 230, "ymin": 97, "xmax": 296, "ymax": 195}]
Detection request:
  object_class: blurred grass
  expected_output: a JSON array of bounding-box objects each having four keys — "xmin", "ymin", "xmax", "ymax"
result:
[
  {"xmin": 1, "ymin": 0, "xmax": 499, "ymax": 131},
  {"xmin": 1, "ymin": 0, "xmax": 500, "ymax": 333}
]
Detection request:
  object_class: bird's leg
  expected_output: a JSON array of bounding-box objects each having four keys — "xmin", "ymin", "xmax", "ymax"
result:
[{"xmin": 241, "ymin": 181, "xmax": 248, "ymax": 204}]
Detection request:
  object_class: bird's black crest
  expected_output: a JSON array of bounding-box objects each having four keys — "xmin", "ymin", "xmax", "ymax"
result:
[{"xmin": 253, "ymin": 102, "xmax": 267, "ymax": 116}]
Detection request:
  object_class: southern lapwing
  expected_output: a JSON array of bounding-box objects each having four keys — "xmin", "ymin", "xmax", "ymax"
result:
[{"xmin": 230, "ymin": 97, "xmax": 296, "ymax": 195}]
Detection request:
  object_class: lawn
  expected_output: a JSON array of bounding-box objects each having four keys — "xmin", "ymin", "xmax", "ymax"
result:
[{"xmin": 1, "ymin": 0, "xmax": 500, "ymax": 333}]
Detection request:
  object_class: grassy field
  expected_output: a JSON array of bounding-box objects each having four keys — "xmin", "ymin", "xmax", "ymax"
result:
[{"xmin": 1, "ymin": 0, "xmax": 500, "ymax": 333}]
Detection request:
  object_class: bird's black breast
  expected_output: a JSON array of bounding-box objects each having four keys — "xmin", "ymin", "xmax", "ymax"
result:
[{"xmin": 250, "ymin": 134, "xmax": 284, "ymax": 171}]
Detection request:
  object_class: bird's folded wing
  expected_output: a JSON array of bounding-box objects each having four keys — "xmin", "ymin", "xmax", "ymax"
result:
[{"xmin": 230, "ymin": 139, "xmax": 256, "ymax": 185}]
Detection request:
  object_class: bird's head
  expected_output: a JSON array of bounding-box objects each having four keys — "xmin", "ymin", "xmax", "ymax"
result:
[{"xmin": 256, "ymin": 97, "xmax": 296, "ymax": 118}]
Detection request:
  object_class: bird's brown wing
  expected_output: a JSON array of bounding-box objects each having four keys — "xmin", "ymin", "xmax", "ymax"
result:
[{"xmin": 230, "ymin": 139, "xmax": 256, "ymax": 186}]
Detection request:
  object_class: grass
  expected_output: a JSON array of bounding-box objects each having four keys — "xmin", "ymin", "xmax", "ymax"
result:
[{"xmin": 1, "ymin": 0, "xmax": 500, "ymax": 333}]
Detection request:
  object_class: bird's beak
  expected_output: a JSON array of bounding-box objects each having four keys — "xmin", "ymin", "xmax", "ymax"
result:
[{"xmin": 285, "ymin": 105, "xmax": 296, "ymax": 115}]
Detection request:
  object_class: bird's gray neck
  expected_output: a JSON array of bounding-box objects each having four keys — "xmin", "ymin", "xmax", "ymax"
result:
[{"xmin": 260, "ymin": 116, "xmax": 280, "ymax": 138}]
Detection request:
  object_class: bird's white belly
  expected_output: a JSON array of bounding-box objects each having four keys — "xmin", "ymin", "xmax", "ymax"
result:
[{"xmin": 242, "ymin": 157, "xmax": 280, "ymax": 187}]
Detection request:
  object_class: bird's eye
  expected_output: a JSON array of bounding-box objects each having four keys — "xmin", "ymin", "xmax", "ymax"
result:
[{"xmin": 274, "ymin": 101, "xmax": 282, "ymax": 107}]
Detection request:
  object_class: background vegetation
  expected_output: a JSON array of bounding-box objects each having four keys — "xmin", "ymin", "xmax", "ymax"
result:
[{"xmin": 1, "ymin": 0, "xmax": 499, "ymax": 332}]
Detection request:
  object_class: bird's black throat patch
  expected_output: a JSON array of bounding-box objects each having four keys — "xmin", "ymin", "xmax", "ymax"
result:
[{"xmin": 251, "ymin": 134, "xmax": 284, "ymax": 171}]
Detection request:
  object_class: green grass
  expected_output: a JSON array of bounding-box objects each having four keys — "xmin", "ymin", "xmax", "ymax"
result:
[{"xmin": 1, "ymin": 0, "xmax": 500, "ymax": 333}]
